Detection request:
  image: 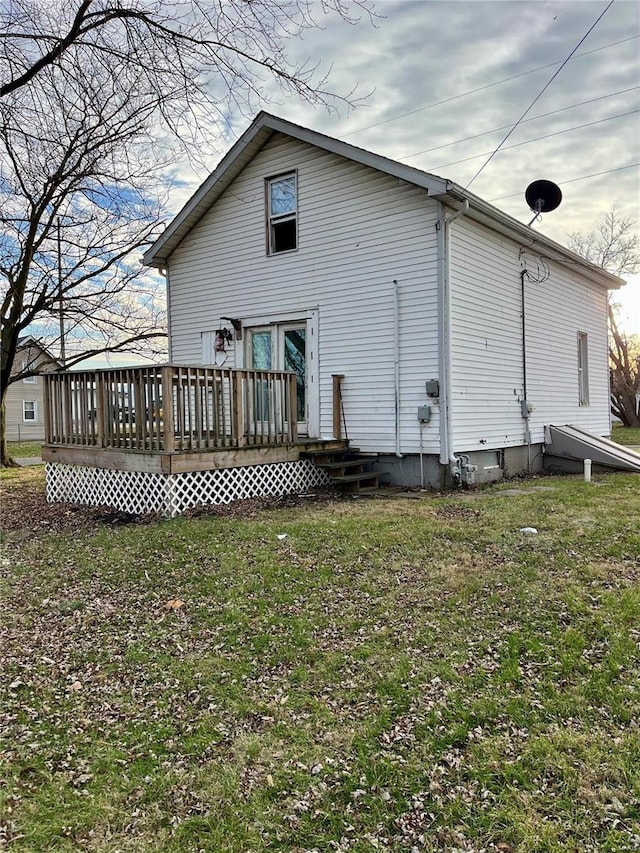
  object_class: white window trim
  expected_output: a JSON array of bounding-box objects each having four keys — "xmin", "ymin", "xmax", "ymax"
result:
[
  {"xmin": 266, "ymin": 171, "xmax": 298, "ymax": 255},
  {"xmin": 22, "ymin": 360, "xmax": 37, "ymax": 383},
  {"xmin": 23, "ymin": 400, "xmax": 37, "ymax": 422},
  {"xmin": 577, "ymin": 331, "xmax": 589, "ymax": 406},
  {"xmin": 235, "ymin": 309, "xmax": 319, "ymax": 438}
]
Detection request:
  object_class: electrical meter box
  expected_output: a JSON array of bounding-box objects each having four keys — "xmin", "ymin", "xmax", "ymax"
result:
[
  {"xmin": 417, "ymin": 405, "xmax": 432, "ymax": 423},
  {"xmin": 425, "ymin": 379, "xmax": 440, "ymax": 398}
]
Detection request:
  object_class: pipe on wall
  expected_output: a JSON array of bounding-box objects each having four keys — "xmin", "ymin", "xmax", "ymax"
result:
[
  {"xmin": 393, "ymin": 278, "xmax": 402, "ymax": 457},
  {"xmin": 436, "ymin": 199, "xmax": 469, "ymax": 481}
]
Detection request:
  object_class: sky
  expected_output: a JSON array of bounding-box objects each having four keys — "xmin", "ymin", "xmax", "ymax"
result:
[{"xmin": 173, "ymin": 0, "xmax": 640, "ymax": 333}]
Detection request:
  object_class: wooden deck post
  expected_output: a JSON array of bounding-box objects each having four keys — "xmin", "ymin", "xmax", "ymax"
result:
[
  {"xmin": 95, "ymin": 373, "xmax": 105, "ymax": 447},
  {"xmin": 231, "ymin": 371, "xmax": 243, "ymax": 447},
  {"xmin": 332, "ymin": 374, "xmax": 344, "ymax": 440},
  {"xmin": 43, "ymin": 374, "xmax": 52, "ymax": 444},
  {"xmin": 288, "ymin": 373, "xmax": 298, "ymax": 443},
  {"xmin": 161, "ymin": 366, "xmax": 175, "ymax": 453}
]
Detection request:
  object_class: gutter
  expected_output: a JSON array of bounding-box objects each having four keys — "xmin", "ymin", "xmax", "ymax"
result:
[{"xmin": 440, "ymin": 182, "xmax": 623, "ymax": 291}]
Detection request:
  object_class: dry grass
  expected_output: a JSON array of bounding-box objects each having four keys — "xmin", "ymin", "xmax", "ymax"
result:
[{"xmin": 1, "ymin": 469, "xmax": 639, "ymax": 852}]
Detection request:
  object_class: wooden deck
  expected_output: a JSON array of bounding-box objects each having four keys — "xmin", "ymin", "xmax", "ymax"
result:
[{"xmin": 42, "ymin": 366, "xmax": 346, "ymax": 473}]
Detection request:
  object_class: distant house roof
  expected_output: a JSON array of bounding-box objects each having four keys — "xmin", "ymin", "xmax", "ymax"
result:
[
  {"xmin": 16, "ymin": 336, "xmax": 62, "ymax": 371},
  {"xmin": 143, "ymin": 111, "xmax": 623, "ymax": 291}
]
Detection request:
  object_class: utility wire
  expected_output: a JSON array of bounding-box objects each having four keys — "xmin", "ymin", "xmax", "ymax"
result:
[
  {"xmin": 402, "ymin": 86, "xmax": 639, "ymax": 161},
  {"xmin": 488, "ymin": 163, "xmax": 640, "ymax": 202},
  {"xmin": 340, "ymin": 34, "xmax": 638, "ymax": 138},
  {"xmin": 465, "ymin": 0, "xmax": 617, "ymax": 188},
  {"xmin": 429, "ymin": 109, "xmax": 638, "ymax": 172}
]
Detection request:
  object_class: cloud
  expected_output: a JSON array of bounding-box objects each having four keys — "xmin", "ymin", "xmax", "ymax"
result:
[{"xmin": 164, "ymin": 0, "xmax": 640, "ymax": 327}]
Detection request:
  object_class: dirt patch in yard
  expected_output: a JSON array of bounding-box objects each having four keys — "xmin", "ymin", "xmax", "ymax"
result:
[{"xmin": 0, "ymin": 468, "xmax": 345, "ymax": 537}]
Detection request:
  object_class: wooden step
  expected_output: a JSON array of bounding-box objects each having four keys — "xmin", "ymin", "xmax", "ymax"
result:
[
  {"xmin": 320, "ymin": 458, "xmax": 373, "ymax": 471},
  {"xmin": 303, "ymin": 446, "xmax": 382, "ymax": 495}
]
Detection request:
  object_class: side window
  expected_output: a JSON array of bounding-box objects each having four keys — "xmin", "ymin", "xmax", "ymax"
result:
[
  {"xmin": 577, "ymin": 332, "xmax": 589, "ymax": 406},
  {"xmin": 23, "ymin": 400, "xmax": 37, "ymax": 421},
  {"xmin": 22, "ymin": 360, "xmax": 37, "ymax": 383},
  {"xmin": 266, "ymin": 172, "xmax": 297, "ymax": 254}
]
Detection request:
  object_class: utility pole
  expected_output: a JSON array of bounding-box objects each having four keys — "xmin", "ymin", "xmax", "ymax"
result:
[{"xmin": 57, "ymin": 217, "xmax": 65, "ymax": 367}]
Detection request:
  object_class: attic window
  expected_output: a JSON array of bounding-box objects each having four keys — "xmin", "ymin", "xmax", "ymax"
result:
[
  {"xmin": 22, "ymin": 360, "xmax": 37, "ymax": 383},
  {"xmin": 267, "ymin": 172, "xmax": 297, "ymax": 254}
]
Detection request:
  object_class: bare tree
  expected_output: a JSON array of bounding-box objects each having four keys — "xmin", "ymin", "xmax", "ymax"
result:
[
  {"xmin": 0, "ymin": 0, "xmax": 373, "ymax": 465},
  {"xmin": 568, "ymin": 208, "xmax": 640, "ymax": 428},
  {"xmin": 1, "ymin": 1, "xmax": 373, "ymax": 149}
]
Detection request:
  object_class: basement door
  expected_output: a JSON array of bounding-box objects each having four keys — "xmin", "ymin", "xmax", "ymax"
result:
[{"xmin": 246, "ymin": 322, "xmax": 309, "ymax": 436}]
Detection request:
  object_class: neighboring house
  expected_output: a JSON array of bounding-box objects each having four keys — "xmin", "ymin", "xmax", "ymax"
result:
[
  {"xmin": 5, "ymin": 337, "xmax": 60, "ymax": 442},
  {"xmin": 43, "ymin": 112, "xmax": 635, "ymax": 516},
  {"xmin": 142, "ymin": 112, "xmax": 623, "ymax": 486}
]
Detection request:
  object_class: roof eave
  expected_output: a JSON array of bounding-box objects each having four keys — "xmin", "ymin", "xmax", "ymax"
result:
[
  {"xmin": 438, "ymin": 183, "xmax": 624, "ymax": 290},
  {"xmin": 142, "ymin": 112, "xmax": 450, "ymax": 268}
]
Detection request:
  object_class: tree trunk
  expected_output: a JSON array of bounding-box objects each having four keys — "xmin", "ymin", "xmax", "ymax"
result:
[{"xmin": 0, "ymin": 397, "xmax": 20, "ymax": 468}]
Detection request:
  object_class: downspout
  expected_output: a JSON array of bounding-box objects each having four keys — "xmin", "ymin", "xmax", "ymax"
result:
[
  {"xmin": 437, "ymin": 199, "xmax": 469, "ymax": 482},
  {"xmin": 393, "ymin": 278, "xmax": 402, "ymax": 457},
  {"xmin": 520, "ymin": 268, "xmax": 532, "ymax": 472}
]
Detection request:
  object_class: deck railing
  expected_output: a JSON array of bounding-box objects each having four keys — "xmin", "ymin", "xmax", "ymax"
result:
[{"xmin": 44, "ymin": 365, "xmax": 298, "ymax": 452}]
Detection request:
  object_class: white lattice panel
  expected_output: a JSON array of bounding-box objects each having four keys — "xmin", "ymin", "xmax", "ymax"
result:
[
  {"xmin": 46, "ymin": 460, "xmax": 329, "ymax": 518},
  {"xmin": 167, "ymin": 460, "xmax": 330, "ymax": 515},
  {"xmin": 46, "ymin": 464, "xmax": 170, "ymax": 515}
]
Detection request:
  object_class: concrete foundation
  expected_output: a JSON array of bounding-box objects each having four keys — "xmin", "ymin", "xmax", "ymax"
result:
[{"xmin": 374, "ymin": 443, "xmax": 545, "ymax": 489}]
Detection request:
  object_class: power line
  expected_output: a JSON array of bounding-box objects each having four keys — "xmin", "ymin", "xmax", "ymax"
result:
[
  {"xmin": 429, "ymin": 109, "xmax": 639, "ymax": 172},
  {"xmin": 340, "ymin": 34, "xmax": 639, "ymax": 138},
  {"xmin": 465, "ymin": 0, "xmax": 617, "ymax": 188},
  {"xmin": 488, "ymin": 163, "xmax": 640, "ymax": 202},
  {"xmin": 402, "ymin": 86, "xmax": 640, "ymax": 161}
]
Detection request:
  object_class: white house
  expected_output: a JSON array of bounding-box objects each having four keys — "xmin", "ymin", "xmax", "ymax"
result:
[
  {"xmin": 142, "ymin": 112, "xmax": 622, "ymax": 487},
  {"xmin": 43, "ymin": 112, "xmax": 633, "ymax": 516}
]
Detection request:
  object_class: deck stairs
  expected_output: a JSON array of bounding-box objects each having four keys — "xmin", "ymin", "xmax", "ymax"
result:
[{"xmin": 304, "ymin": 446, "xmax": 381, "ymax": 494}]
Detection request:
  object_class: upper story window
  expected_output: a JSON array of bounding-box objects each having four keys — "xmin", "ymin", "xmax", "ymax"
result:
[
  {"xmin": 267, "ymin": 172, "xmax": 297, "ymax": 254},
  {"xmin": 22, "ymin": 360, "xmax": 37, "ymax": 383},
  {"xmin": 577, "ymin": 331, "xmax": 589, "ymax": 406}
]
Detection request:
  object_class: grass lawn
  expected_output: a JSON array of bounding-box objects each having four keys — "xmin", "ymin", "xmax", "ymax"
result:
[
  {"xmin": 5, "ymin": 440, "xmax": 43, "ymax": 458},
  {"xmin": 1, "ymin": 469, "xmax": 639, "ymax": 852},
  {"xmin": 611, "ymin": 424, "xmax": 640, "ymax": 446}
]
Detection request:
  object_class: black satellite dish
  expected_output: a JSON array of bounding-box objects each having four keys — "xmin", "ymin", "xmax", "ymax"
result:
[{"xmin": 525, "ymin": 180, "xmax": 562, "ymax": 224}]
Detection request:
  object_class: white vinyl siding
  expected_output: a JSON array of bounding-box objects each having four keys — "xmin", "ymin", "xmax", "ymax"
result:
[
  {"xmin": 449, "ymin": 217, "xmax": 525, "ymax": 451},
  {"xmin": 168, "ymin": 133, "xmax": 441, "ymax": 454},
  {"xmin": 449, "ymin": 216, "xmax": 610, "ymax": 451}
]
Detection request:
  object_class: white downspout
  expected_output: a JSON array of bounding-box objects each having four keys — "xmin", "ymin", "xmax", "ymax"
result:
[
  {"xmin": 393, "ymin": 278, "xmax": 402, "ymax": 457},
  {"xmin": 437, "ymin": 199, "xmax": 469, "ymax": 481}
]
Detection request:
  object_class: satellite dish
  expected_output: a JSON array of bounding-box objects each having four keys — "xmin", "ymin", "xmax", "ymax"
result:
[{"xmin": 525, "ymin": 180, "xmax": 562, "ymax": 224}]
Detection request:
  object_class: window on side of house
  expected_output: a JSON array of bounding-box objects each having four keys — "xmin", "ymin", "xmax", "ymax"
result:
[
  {"xmin": 266, "ymin": 172, "xmax": 297, "ymax": 254},
  {"xmin": 22, "ymin": 360, "xmax": 37, "ymax": 383},
  {"xmin": 23, "ymin": 400, "xmax": 37, "ymax": 421},
  {"xmin": 577, "ymin": 332, "xmax": 589, "ymax": 406}
]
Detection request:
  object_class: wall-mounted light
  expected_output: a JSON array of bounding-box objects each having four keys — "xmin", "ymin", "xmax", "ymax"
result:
[{"xmin": 221, "ymin": 317, "xmax": 242, "ymax": 341}]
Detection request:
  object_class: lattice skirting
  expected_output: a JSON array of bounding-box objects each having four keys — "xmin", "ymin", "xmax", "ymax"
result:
[{"xmin": 46, "ymin": 460, "xmax": 331, "ymax": 518}]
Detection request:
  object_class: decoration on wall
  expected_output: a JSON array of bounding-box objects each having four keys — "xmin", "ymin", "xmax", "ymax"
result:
[
  {"xmin": 214, "ymin": 327, "xmax": 233, "ymax": 366},
  {"xmin": 215, "ymin": 327, "xmax": 233, "ymax": 353}
]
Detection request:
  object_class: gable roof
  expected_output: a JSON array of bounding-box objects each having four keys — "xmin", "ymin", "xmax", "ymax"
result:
[
  {"xmin": 143, "ymin": 112, "xmax": 623, "ymax": 290},
  {"xmin": 15, "ymin": 336, "xmax": 62, "ymax": 375}
]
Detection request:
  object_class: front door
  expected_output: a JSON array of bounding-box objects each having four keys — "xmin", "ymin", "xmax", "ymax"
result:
[{"xmin": 247, "ymin": 322, "xmax": 308, "ymax": 435}]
